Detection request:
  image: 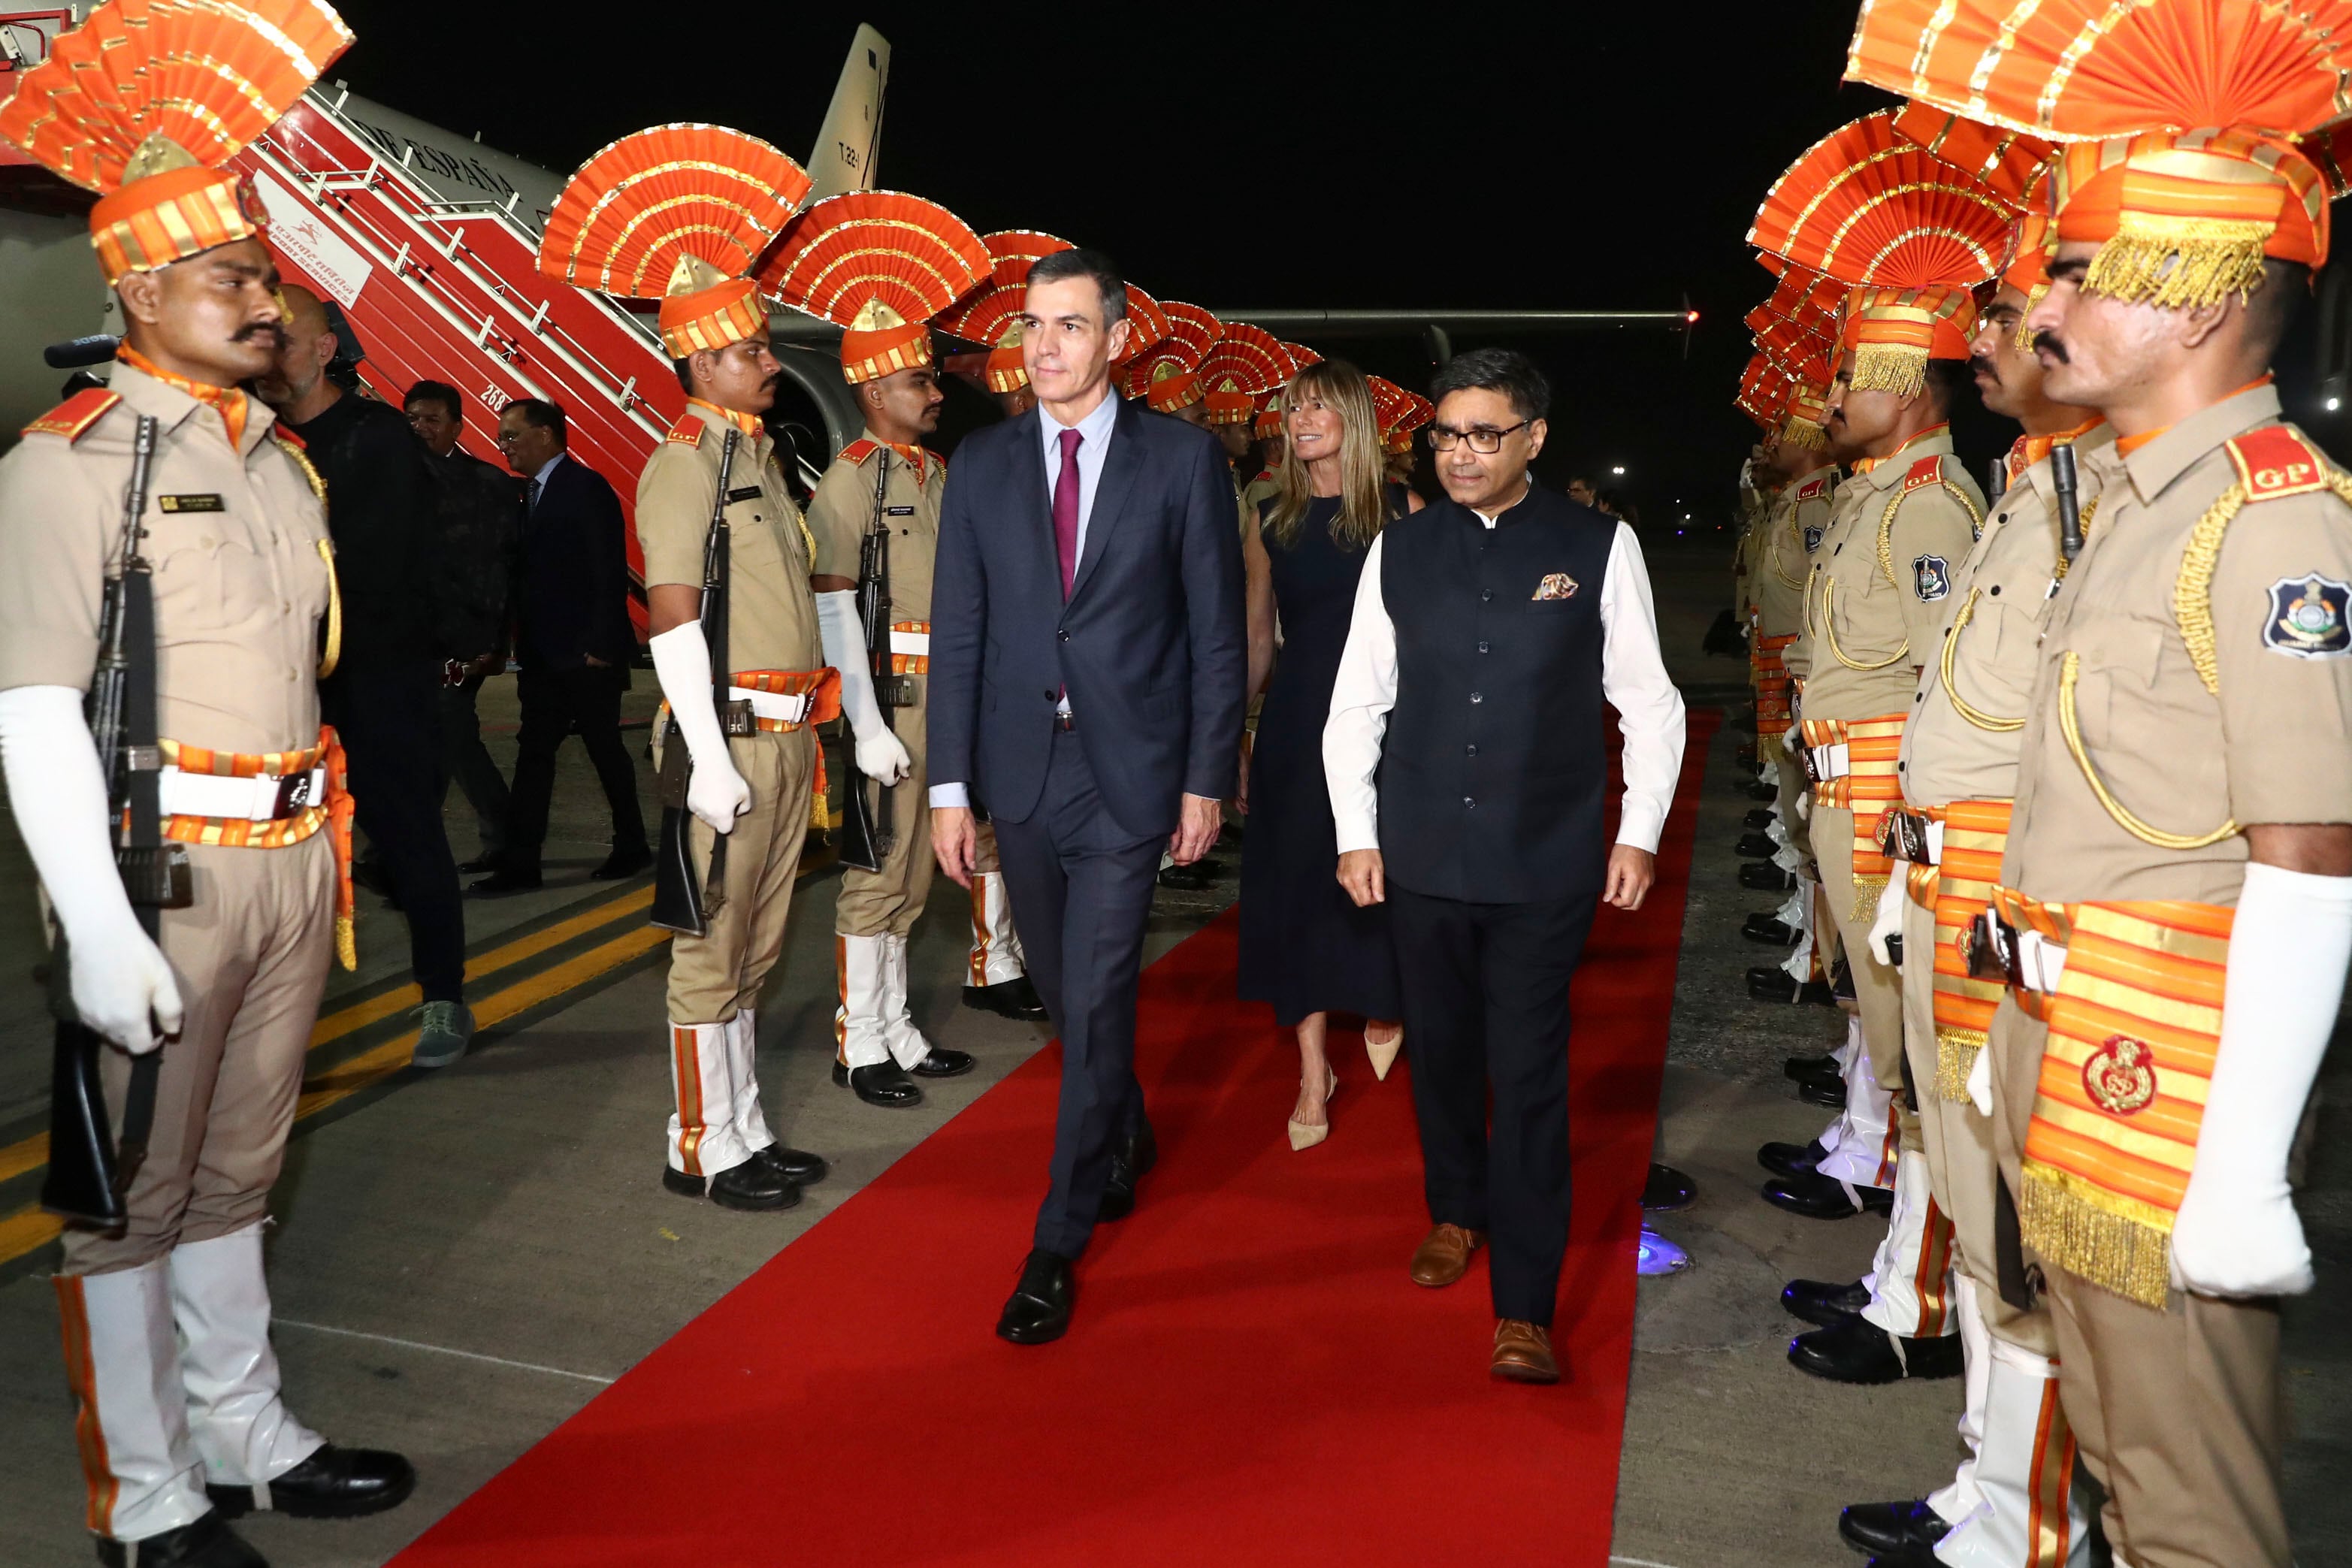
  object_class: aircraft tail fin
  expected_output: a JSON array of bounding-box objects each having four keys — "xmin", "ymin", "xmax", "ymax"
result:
[{"xmin": 805, "ymin": 24, "xmax": 889, "ymax": 202}]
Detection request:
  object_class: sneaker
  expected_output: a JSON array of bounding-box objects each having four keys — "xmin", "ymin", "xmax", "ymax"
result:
[{"xmin": 412, "ymin": 1000, "xmax": 475, "ymax": 1068}]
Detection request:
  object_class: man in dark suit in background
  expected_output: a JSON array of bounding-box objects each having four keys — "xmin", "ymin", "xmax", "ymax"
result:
[
  {"xmin": 473, "ymin": 397, "xmax": 649, "ymax": 893},
  {"xmin": 929, "ymin": 249, "xmax": 1247, "ymax": 1344}
]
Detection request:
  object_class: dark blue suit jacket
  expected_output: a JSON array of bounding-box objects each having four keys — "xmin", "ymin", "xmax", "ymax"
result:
[
  {"xmin": 929, "ymin": 396, "xmax": 1247, "ymax": 836},
  {"xmin": 516, "ymin": 451, "xmax": 636, "ymax": 671}
]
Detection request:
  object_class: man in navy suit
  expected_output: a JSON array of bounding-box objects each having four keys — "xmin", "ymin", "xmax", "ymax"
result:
[
  {"xmin": 929, "ymin": 249, "xmax": 1247, "ymax": 1343},
  {"xmin": 473, "ymin": 397, "xmax": 650, "ymax": 893}
]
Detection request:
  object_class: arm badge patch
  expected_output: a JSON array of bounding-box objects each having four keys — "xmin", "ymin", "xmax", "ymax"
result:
[
  {"xmin": 1912, "ymin": 554, "xmax": 1951, "ymax": 602},
  {"xmin": 1803, "ymin": 524, "xmax": 1824, "ymax": 553},
  {"xmin": 2263, "ymin": 573, "xmax": 2352, "ymax": 658}
]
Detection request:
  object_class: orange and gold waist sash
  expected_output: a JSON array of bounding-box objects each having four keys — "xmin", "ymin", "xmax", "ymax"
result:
[
  {"xmin": 1993, "ymin": 890, "xmax": 2233, "ymax": 1310},
  {"xmin": 887, "ymin": 621, "xmax": 931, "ymax": 678},
  {"xmin": 155, "ymin": 730, "xmax": 355, "ymax": 970},
  {"xmin": 1802, "ymin": 713, "xmax": 1906, "ymax": 916},
  {"xmin": 1753, "ymin": 633, "xmax": 1797, "ymax": 740},
  {"xmin": 657, "ymin": 667, "xmax": 845, "ymax": 832},
  {"xmin": 1888, "ymin": 799, "xmax": 2014, "ymax": 1102}
]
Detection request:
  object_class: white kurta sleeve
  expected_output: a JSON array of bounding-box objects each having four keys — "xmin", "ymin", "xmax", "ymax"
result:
[
  {"xmin": 1323, "ymin": 533, "xmax": 1398, "ymax": 855},
  {"xmin": 1598, "ymin": 521, "xmax": 1685, "ymax": 853}
]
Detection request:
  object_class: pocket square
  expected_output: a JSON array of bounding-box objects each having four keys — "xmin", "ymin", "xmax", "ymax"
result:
[{"xmin": 1532, "ymin": 572, "xmax": 1579, "ymax": 601}]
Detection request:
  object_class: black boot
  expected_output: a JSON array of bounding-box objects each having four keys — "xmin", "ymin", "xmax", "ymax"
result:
[
  {"xmin": 1779, "ymin": 1277, "xmax": 1870, "ymax": 1328},
  {"xmin": 833, "ymin": 1059, "xmax": 924, "ymax": 1107},
  {"xmin": 1790, "ymin": 1315, "xmax": 1964, "ymax": 1384},
  {"xmin": 1748, "ymin": 965, "xmax": 1831, "ymax": 1005},
  {"xmin": 1734, "ymin": 832, "xmax": 1779, "ymax": 859},
  {"xmin": 206, "ymin": 1444, "xmax": 416, "ymax": 1519},
  {"xmin": 1782, "ymin": 1051, "xmax": 1835, "ymax": 1079},
  {"xmin": 1795, "ymin": 1063, "xmax": 1848, "ymax": 1107},
  {"xmin": 1756, "ymin": 1138, "xmax": 1826, "ymax": 1179},
  {"xmin": 1743, "ymin": 808, "xmax": 1777, "ymax": 829},
  {"xmin": 963, "ymin": 974, "xmax": 1049, "ymax": 1020},
  {"xmin": 1760, "ymin": 1169, "xmax": 1891, "ymax": 1219},
  {"xmin": 1742, "ymin": 914, "xmax": 1802, "ymax": 946},
  {"xmin": 96, "ymin": 1513, "xmax": 267, "ymax": 1567}
]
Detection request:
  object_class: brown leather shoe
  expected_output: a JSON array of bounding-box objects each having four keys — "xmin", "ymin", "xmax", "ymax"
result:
[
  {"xmin": 1491, "ymin": 1319, "xmax": 1558, "ymax": 1383},
  {"xmin": 1408, "ymin": 1223, "xmax": 1487, "ymax": 1288}
]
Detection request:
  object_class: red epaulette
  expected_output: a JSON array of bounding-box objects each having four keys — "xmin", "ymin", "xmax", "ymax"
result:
[
  {"xmin": 2226, "ymin": 425, "xmax": 2332, "ymax": 501},
  {"xmin": 1900, "ymin": 453, "xmax": 1946, "ymax": 493},
  {"xmin": 271, "ymin": 424, "xmax": 306, "ymax": 449},
  {"xmin": 1795, "ymin": 475, "xmax": 1828, "ymax": 502},
  {"xmin": 838, "ymin": 438, "xmax": 881, "ymax": 466},
  {"xmin": 665, "ymin": 413, "xmax": 705, "ymax": 446},
  {"xmin": 22, "ymin": 388, "xmax": 121, "ymax": 442}
]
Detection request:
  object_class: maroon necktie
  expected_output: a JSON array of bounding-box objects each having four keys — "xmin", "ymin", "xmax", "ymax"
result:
[{"xmin": 1054, "ymin": 426, "xmax": 1083, "ymax": 600}]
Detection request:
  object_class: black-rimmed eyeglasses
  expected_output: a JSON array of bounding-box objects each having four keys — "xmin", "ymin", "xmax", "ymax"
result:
[{"xmin": 1428, "ymin": 421, "xmax": 1529, "ymax": 454}]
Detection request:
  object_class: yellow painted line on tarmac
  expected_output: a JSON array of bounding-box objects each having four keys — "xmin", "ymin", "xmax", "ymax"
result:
[
  {"xmin": 0, "ymin": 905, "xmax": 670, "ymax": 1270},
  {"xmin": 0, "ymin": 884, "xmax": 654, "ymax": 1190}
]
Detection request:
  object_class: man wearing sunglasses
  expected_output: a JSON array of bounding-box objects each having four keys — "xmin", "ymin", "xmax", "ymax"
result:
[{"xmin": 1324, "ymin": 348, "xmax": 1685, "ymax": 1382}]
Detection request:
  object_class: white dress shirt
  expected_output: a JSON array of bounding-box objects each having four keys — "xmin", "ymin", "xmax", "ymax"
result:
[
  {"xmin": 930, "ymin": 388, "xmax": 1123, "ymax": 809},
  {"xmin": 1322, "ymin": 498, "xmax": 1685, "ymax": 859},
  {"xmin": 528, "ymin": 451, "xmax": 564, "ymax": 513}
]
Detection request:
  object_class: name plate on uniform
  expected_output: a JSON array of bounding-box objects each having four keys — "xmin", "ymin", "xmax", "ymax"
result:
[
  {"xmin": 157, "ymin": 494, "xmax": 225, "ymax": 513},
  {"xmin": 724, "ymin": 485, "xmax": 761, "ymax": 503},
  {"xmin": 887, "ymin": 506, "xmax": 914, "ymax": 516}
]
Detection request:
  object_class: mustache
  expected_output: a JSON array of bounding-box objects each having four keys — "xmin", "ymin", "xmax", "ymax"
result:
[
  {"xmin": 2033, "ymin": 332, "xmax": 2071, "ymax": 364},
  {"xmin": 1970, "ymin": 353, "xmax": 1999, "ymax": 379},
  {"xmin": 235, "ymin": 321, "xmax": 286, "ymax": 346}
]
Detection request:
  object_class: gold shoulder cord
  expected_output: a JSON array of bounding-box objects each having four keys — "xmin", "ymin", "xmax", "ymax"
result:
[
  {"xmin": 315, "ymin": 538, "xmax": 342, "ymax": 678},
  {"xmin": 1937, "ymin": 588, "xmax": 2022, "ymax": 731},
  {"xmin": 2057, "ymin": 652, "xmax": 2236, "ymax": 848},
  {"xmin": 1822, "ymin": 576, "xmax": 1910, "ymax": 670},
  {"xmin": 1768, "ymin": 507, "xmax": 1807, "ymax": 589},
  {"xmin": 2050, "ymin": 497, "xmax": 2100, "ymax": 582},
  {"xmin": 1942, "ymin": 479, "xmax": 1985, "ymax": 536},
  {"xmin": 1875, "ymin": 488, "xmax": 1904, "ymax": 588}
]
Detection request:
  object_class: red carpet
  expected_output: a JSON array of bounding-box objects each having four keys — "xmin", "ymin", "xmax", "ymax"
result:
[{"xmin": 395, "ymin": 714, "xmax": 1714, "ymax": 1567}]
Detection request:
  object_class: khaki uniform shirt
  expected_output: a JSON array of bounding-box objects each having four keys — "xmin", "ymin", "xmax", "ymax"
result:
[
  {"xmin": 0, "ymin": 363, "xmax": 331, "ymax": 752},
  {"xmin": 1799, "ymin": 428, "xmax": 1984, "ymax": 721},
  {"xmin": 1900, "ymin": 425, "xmax": 2115, "ymax": 809},
  {"xmin": 636, "ymin": 403, "xmax": 821, "ymax": 675},
  {"xmin": 2006, "ymin": 384, "xmax": 2352, "ymax": 907},
  {"xmin": 1784, "ymin": 471, "xmax": 1849, "ymax": 684},
  {"xmin": 1240, "ymin": 470, "xmax": 1280, "ymax": 539},
  {"xmin": 1757, "ymin": 464, "xmax": 1837, "ymax": 642},
  {"xmin": 805, "ymin": 434, "xmax": 943, "ymax": 628}
]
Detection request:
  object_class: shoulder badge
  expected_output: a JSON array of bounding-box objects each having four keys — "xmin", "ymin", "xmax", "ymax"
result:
[
  {"xmin": 1900, "ymin": 453, "xmax": 1945, "ymax": 493},
  {"xmin": 838, "ymin": 437, "xmax": 881, "ymax": 467},
  {"xmin": 1795, "ymin": 476, "xmax": 1827, "ymax": 502},
  {"xmin": 664, "ymin": 413, "xmax": 706, "ymax": 446},
  {"xmin": 22, "ymin": 388, "xmax": 122, "ymax": 442},
  {"xmin": 2263, "ymin": 573, "xmax": 2352, "ymax": 660},
  {"xmin": 2226, "ymin": 426, "xmax": 2331, "ymax": 501}
]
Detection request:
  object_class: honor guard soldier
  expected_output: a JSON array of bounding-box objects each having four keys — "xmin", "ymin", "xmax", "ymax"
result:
[
  {"xmin": 1746, "ymin": 116, "xmax": 2000, "ymax": 1370},
  {"xmin": 1241, "ymin": 393, "xmax": 1286, "ymax": 524},
  {"xmin": 539, "ymin": 125, "xmax": 836, "ymax": 1213},
  {"xmin": 791, "ymin": 192, "xmax": 994, "ymax": 1107},
  {"xmin": 0, "ymin": 4, "xmax": 415, "ymax": 1562},
  {"xmin": 1833, "ymin": 197, "xmax": 2107, "ymax": 1567},
  {"xmin": 1121, "ymin": 299, "xmax": 1222, "ymax": 431}
]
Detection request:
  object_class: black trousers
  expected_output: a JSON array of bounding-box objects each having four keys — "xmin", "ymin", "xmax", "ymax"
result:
[
  {"xmin": 1388, "ymin": 881, "xmax": 1597, "ymax": 1326},
  {"xmin": 438, "ymin": 673, "xmax": 510, "ymax": 856},
  {"xmin": 320, "ymin": 658, "xmax": 467, "ymax": 1004},
  {"xmin": 991, "ymin": 728, "xmax": 1162, "ymax": 1260},
  {"xmin": 504, "ymin": 663, "xmax": 647, "ymax": 870}
]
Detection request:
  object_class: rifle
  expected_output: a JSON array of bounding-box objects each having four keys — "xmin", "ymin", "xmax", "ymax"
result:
[
  {"xmin": 651, "ymin": 427, "xmax": 744, "ymax": 936},
  {"xmin": 2050, "ymin": 441, "xmax": 2083, "ymax": 564},
  {"xmin": 45, "ymin": 413, "xmax": 188, "ymax": 1228},
  {"xmin": 839, "ymin": 448, "xmax": 908, "ymax": 874}
]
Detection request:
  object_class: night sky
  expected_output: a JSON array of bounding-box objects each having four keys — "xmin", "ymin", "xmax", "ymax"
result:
[{"xmin": 323, "ymin": 3, "xmax": 2330, "ymax": 533}]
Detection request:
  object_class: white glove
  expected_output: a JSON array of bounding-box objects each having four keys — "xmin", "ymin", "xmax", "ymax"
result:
[
  {"xmin": 648, "ymin": 623, "xmax": 751, "ymax": 834},
  {"xmin": 1965, "ymin": 1040, "xmax": 1993, "ymax": 1118},
  {"xmin": 1867, "ymin": 875, "xmax": 1907, "ymax": 966},
  {"xmin": 2169, "ymin": 861, "xmax": 2352, "ymax": 1299},
  {"xmin": 0, "ymin": 685, "xmax": 183, "ymax": 1053},
  {"xmin": 815, "ymin": 589, "xmax": 910, "ymax": 785}
]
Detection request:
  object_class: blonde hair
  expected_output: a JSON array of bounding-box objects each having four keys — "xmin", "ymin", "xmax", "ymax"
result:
[{"xmin": 1266, "ymin": 359, "xmax": 1394, "ymax": 551}]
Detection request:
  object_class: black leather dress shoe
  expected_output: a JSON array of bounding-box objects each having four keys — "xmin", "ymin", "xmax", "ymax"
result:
[
  {"xmin": 467, "ymin": 866, "xmax": 541, "ymax": 897},
  {"xmin": 456, "ymin": 854, "xmax": 500, "ymax": 875},
  {"xmin": 1780, "ymin": 1276, "xmax": 1871, "ymax": 1328},
  {"xmin": 832, "ymin": 1059, "xmax": 924, "ymax": 1107},
  {"xmin": 1761, "ymin": 1170, "xmax": 1892, "ymax": 1219},
  {"xmin": 1742, "ymin": 914, "xmax": 1802, "ymax": 946},
  {"xmin": 1742, "ymin": 779, "xmax": 1779, "ymax": 802},
  {"xmin": 591, "ymin": 844, "xmax": 654, "ymax": 879},
  {"xmin": 1796, "ymin": 1065, "xmax": 1848, "ymax": 1107},
  {"xmin": 1640, "ymin": 1163, "xmax": 1696, "ymax": 1212},
  {"xmin": 206, "ymin": 1444, "xmax": 416, "ymax": 1519},
  {"xmin": 1756, "ymin": 1138, "xmax": 1827, "ymax": 1179},
  {"xmin": 1783, "ymin": 1052, "xmax": 1835, "ymax": 1079},
  {"xmin": 1156, "ymin": 863, "xmax": 1213, "ymax": 892},
  {"xmin": 1098, "ymin": 1125, "xmax": 1156, "ymax": 1222},
  {"xmin": 1743, "ymin": 807, "xmax": 1777, "ymax": 829},
  {"xmin": 1740, "ymin": 861, "xmax": 1797, "ymax": 892},
  {"xmin": 663, "ymin": 1157, "xmax": 799, "ymax": 1210},
  {"xmin": 1792, "ymin": 1316, "xmax": 1965, "ymax": 1383},
  {"xmin": 1840, "ymin": 1499, "xmax": 1952, "ymax": 1560},
  {"xmin": 754, "ymin": 1145, "xmax": 827, "ymax": 1185},
  {"xmin": 911, "ymin": 1047, "xmax": 977, "ymax": 1078},
  {"xmin": 1748, "ymin": 965, "xmax": 1833, "ymax": 1005},
  {"xmin": 1735, "ymin": 832, "xmax": 1779, "ymax": 859},
  {"xmin": 98, "ymin": 1512, "xmax": 267, "ymax": 1567},
  {"xmin": 996, "ymin": 1248, "xmax": 1075, "ymax": 1344},
  {"xmin": 963, "ymin": 975, "xmax": 1050, "ymax": 1020}
]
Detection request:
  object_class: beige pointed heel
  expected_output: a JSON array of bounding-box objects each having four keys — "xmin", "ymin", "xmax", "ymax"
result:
[
  {"xmin": 1365, "ymin": 1023, "xmax": 1404, "ymax": 1082},
  {"xmin": 1286, "ymin": 1073, "xmax": 1338, "ymax": 1152}
]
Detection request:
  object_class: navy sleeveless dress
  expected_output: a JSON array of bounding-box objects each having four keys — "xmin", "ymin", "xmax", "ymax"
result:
[{"xmin": 1237, "ymin": 487, "xmax": 1405, "ymax": 1027}]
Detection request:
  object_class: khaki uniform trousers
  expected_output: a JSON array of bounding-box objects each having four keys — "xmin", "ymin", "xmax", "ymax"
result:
[
  {"xmin": 1988, "ymin": 995, "xmax": 2290, "ymax": 1568},
  {"xmin": 65, "ymin": 838, "xmax": 335, "ymax": 1275},
  {"xmin": 834, "ymin": 690, "xmax": 934, "ymax": 940},
  {"xmin": 664, "ymin": 726, "xmax": 817, "ymax": 1023},
  {"xmin": 1813, "ymin": 802, "xmax": 1908, "ymax": 1130}
]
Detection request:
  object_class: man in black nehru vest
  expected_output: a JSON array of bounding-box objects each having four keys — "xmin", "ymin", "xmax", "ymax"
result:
[{"xmin": 1326, "ymin": 349, "xmax": 1685, "ymax": 1382}]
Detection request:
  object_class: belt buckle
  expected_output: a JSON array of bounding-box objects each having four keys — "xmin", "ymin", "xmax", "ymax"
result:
[
  {"xmin": 271, "ymin": 769, "xmax": 316, "ymax": 818},
  {"xmin": 1965, "ymin": 909, "xmax": 2020, "ymax": 985},
  {"xmin": 1798, "ymin": 745, "xmax": 1822, "ymax": 786}
]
